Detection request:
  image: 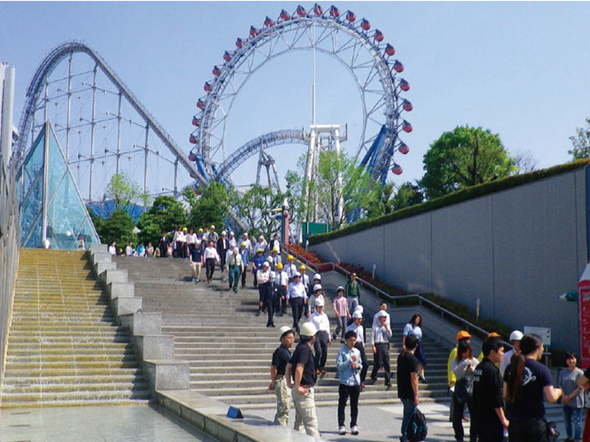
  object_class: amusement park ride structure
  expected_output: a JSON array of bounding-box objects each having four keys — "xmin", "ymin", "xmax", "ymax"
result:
[{"xmin": 13, "ymin": 3, "xmax": 412, "ymax": 231}]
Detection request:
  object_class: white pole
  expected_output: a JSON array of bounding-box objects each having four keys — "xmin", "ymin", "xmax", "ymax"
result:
[
  {"xmin": 312, "ymin": 20, "xmax": 316, "ymax": 126},
  {"xmin": 0, "ymin": 64, "xmax": 15, "ymax": 168}
]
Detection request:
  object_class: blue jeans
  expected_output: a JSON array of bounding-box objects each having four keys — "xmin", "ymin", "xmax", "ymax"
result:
[
  {"xmin": 563, "ymin": 406, "xmax": 583, "ymax": 441},
  {"xmin": 401, "ymin": 398, "xmax": 416, "ymax": 442}
]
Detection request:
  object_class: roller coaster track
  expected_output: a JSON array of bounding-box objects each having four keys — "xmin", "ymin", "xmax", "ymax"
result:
[{"xmin": 14, "ymin": 41, "xmax": 248, "ymax": 230}]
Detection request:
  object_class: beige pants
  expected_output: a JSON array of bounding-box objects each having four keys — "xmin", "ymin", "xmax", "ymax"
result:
[
  {"xmin": 292, "ymin": 387, "xmax": 320, "ymax": 438},
  {"xmin": 273, "ymin": 376, "xmax": 291, "ymax": 426},
  {"xmin": 191, "ymin": 262, "xmax": 202, "ymax": 280}
]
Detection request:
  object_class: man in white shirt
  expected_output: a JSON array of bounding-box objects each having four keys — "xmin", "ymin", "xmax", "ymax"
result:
[
  {"xmin": 310, "ymin": 299, "xmax": 331, "ymax": 374},
  {"xmin": 372, "ymin": 302, "xmax": 392, "ymax": 330},
  {"xmin": 285, "ymin": 255, "xmax": 297, "ymax": 283},
  {"xmin": 256, "ymin": 261, "xmax": 272, "ymax": 320},
  {"xmin": 371, "ymin": 311, "xmax": 392, "ymax": 387},
  {"xmin": 108, "ymin": 242, "xmax": 117, "ymax": 256},
  {"xmin": 286, "ymin": 272, "xmax": 307, "ymax": 334},
  {"xmin": 275, "ymin": 263, "xmax": 289, "ymax": 316},
  {"xmin": 347, "ymin": 310, "xmax": 369, "ymax": 388}
]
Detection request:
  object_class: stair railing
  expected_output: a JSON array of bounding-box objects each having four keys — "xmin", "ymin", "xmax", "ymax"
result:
[{"xmin": 283, "ymin": 244, "xmax": 493, "ymax": 339}]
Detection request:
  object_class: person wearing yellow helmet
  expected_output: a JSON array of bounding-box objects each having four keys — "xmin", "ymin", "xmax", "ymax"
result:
[
  {"xmin": 240, "ymin": 241, "xmax": 250, "ymax": 289},
  {"xmin": 274, "ymin": 262, "xmax": 288, "ymax": 316},
  {"xmin": 285, "ymin": 255, "xmax": 297, "ymax": 283},
  {"xmin": 269, "ymin": 247, "xmax": 282, "ymax": 271}
]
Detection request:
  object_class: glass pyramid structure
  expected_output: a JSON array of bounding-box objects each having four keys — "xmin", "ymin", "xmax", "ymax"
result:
[{"xmin": 16, "ymin": 122, "xmax": 100, "ymax": 250}]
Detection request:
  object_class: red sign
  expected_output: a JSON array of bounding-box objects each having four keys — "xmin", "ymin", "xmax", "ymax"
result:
[{"xmin": 579, "ymin": 264, "xmax": 590, "ymax": 368}]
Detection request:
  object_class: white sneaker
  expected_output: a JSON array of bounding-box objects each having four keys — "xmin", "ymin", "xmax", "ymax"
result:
[
  {"xmin": 351, "ymin": 425, "xmax": 359, "ymax": 435},
  {"xmin": 338, "ymin": 426, "xmax": 346, "ymax": 435}
]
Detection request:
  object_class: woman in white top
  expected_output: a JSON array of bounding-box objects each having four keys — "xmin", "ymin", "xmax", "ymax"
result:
[
  {"xmin": 402, "ymin": 314, "xmax": 427, "ymax": 382},
  {"xmin": 451, "ymin": 340, "xmax": 479, "ymax": 442},
  {"xmin": 310, "ymin": 299, "xmax": 331, "ymax": 374}
]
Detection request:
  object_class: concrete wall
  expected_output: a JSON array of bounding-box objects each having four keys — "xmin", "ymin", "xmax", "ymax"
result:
[
  {"xmin": 312, "ymin": 168, "xmax": 587, "ymax": 351},
  {"xmin": 0, "ymin": 160, "xmax": 19, "ymax": 380}
]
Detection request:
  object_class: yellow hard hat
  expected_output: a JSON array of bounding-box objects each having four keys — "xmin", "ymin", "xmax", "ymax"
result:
[
  {"xmin": 299, "ymin": 265, "xmax": 306, "ymax": 270},
  {"xmin": 288, "ymin": 255, "xmax": 294, "ymax": 260},
  {"xmin": 277, "ymin": 263, "xmax": 283, "ymax": 269}
]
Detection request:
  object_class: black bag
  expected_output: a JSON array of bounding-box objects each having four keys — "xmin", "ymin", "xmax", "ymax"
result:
[
  {"xmin": 407, "ymin": 407, "xmax": 428, "ymax": 442},
  {"xmin": 454, "ymin": 376, "xmax": 473, "ymax": 404}
]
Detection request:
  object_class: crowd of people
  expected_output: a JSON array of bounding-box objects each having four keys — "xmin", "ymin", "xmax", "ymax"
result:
[{"xmin": 109, "ymin": 227, "xmax": 588, "ymax": 442}]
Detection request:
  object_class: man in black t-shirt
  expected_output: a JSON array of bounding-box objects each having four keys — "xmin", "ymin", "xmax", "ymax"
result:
[
  {"xmin": 269, "ymin": 326, "xmax": 294, "ymax": 427},
  {"xmin": 472, "ymin": 337, "xmax": 509, "ymax": 442},
  {"xmin": 397, "ymin": 334, "xmax": 419, "ymax": 442},
  {"xmin": 285, "ymin": 322, "xmax": 320, "ymax": 438}
]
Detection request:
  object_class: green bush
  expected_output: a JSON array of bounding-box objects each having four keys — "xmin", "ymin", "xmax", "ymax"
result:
[{"xmin": 310, "ymin": 159, "xmax": 590, "ymax": 245}]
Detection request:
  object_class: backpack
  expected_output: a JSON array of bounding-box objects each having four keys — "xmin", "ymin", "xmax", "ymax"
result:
[{"xmin": 407, "ymin": 407, "xmax": 428, "ymax": 442}]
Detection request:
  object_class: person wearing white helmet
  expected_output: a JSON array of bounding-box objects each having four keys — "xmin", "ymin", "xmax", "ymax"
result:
[
  {"xmin": 308, "ymin": 284, "xmax": 324, "ymax": 316},
  {"xmin": 372, "ymin": 302, "xmax": 392, "ymax": 330},
  {"xmin": 305, "ymin": 270, "xmax": 319, "ymax": 318},
  {"xmin": 285, "ymin": 322, "xmax": 320, "ymax": 438},
  {"xmin": 347, "ymin": 310, "xmax": 369, "ymax": 388},
  {"xmin": 228, "ymin": 231, "xmax": 237, "ymax": 249},
  {"xmin": 257, "ymin": 261, "xmax": 273, "ymax": 325},
  {"xmin": 203, "ymin": 239, "xmax": 220, "ymax": 284},
  {"xmin": 310, "ymin": 298, "xmax": 331, "ymax": 375},
  {"xmin": 286, "ymin": 272, "xmax": 308, "ymax": 334},
  {"xmin": 371, "ymin": 310, "xmax": 393, "ymax": 387},
  {"xmin": 270, "ymin": 326, "xmax": 295, "ymax": 427},
  {"xmin": 333, "ymin": 286, "xmax": 350, "ymax": 343},
  {"xmin": 208, "ymin": 225, "xmax": 219, "ymax": 243},
  {"xmin": 500, "ymin": 330, "xmax": 523, "ymax": 377},
  {"xmin": 241, "ymin": 232, "xmax": 252, "ymax": 257},
  {"xmin": 254, "ymin": 235, "xmax": 267, "ymax": 255},
  {"xmin": 225, "ymin": 247, "xmax": 244, "ymax": 294}
]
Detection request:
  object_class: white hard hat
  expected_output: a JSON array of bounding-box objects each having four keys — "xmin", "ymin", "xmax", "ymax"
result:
[
  {"xmin": 377, "ymin": 310, "xmax": 388, "ymax": 318},
  {"xmin": 262, "ymin": 261, "xmax": 269, "ymax": 267},
  {"xmin": 299, "ymin": 322, "xmax": 318, "ymax": 337},
  {"xmin": 313, "ymin": 284, "xmax": 322, "ymax": 292},
  {"xmin": 509, "ymin": 330, "xmax": 524, "ymax": 341},
  {"xmin": 294, "ymin": 272, "xmax": 301, "ymax": 277},
  {"xmin": 313, "ymin": 273, "xmax": 321, "ymax": 281},
  {"xmin": 233, "ymin": 247, "xmax": 239, "ymax": 253},
  {"xmin": 336, "ymin": 286, "xmax": 344, "ymax": 292},
  {"xmin": 267, "ymin": 256, "xmax": 273, "ymax": 262},
  {"xmin": 221, "ymin": 231, "xmax": 226, "ymax": 236},
  {"xmin": 269, "ymin": 271, "xmax": 276, "ymax": 279},
  {"xmin": 355, "ymin": 306, "xmax": 364, "ymax": 314},
  {"xmin": 352, "ymin": 311, "xmax": 363, "ymax": 319},
  {"xmin": 229, "ymin": 231, "xmax": 234, "ymax": 236},
  {"xmin": 278, "ymin": 326, "xmax": 293, "ymax": 339},
  {"xmin": 315, "ymin": 298, "xmax": 324, "ymax": 307}
]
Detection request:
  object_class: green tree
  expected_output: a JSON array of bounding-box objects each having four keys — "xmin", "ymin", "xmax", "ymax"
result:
[
  {"xmin": 105, "ymin": 172, "xmax": 151, "ymax": 211},
  {"xmin": 234, "ymin": 184, "xmax": 284, "ymax": 240},
  {"xmin": 390, "ymin": 181, "xmax": 425, "ymax": 212},
  {"xmin": 569, "ymin": 117, "xmax": 590, "ymax": 160},
  {"xmin": 420, "ymin": 126, "xmax": 515, "ymax": 199},
  {"xmin": 136, "ymin": 195, "xmax": 188, "ymax": 246},
  {"xmin": 187, "ymin": 181, "xmax": 237, "ymax": 232},
  {"xmin": 97, "ymin": 209, "xmax": 137, "ymax": 249}
]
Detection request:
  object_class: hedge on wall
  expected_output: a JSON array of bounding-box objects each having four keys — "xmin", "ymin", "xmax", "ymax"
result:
[{"xmin": 309, "ymin": 159, "xmax": 590, "ymax": 245}]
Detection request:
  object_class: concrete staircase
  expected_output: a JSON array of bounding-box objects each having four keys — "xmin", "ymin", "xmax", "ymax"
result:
[
  {"xmin": 0, "ymin": 249, "xmax": 151, "ymax": 407},
  {"xmin": 113, "ymin": 256, "xmax": 452, "ymax": 410}
]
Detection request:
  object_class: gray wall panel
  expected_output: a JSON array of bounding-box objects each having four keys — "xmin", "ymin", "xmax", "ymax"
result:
[
  {"xmin": 431, "ymin": 198, "xmax": 495, "ymax": 316},
  {"xmin": 310, "ymin": 168, "xmax": 587, "ymax": 350},
  {"xmin": 382, "ymin": 213, "xmax": 433, "ymax": 294},
  {"xmin": 347, "ymin": 226, "xmax": 384, "ymax": 276}
]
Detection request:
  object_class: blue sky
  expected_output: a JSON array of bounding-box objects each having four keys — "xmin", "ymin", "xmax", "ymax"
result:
[{"xmin": 3, "ymin": 1, "xmax": 590, "ymax": 190}]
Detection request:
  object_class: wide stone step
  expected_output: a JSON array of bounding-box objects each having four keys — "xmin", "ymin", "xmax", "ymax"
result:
[
  {"xmin": 3, "ymin": 373, "xmax": 146, "ymax": 385},
  {"xmin": 3, "ymin": 367, "xmax": 143, "ymax": 378},
  {"xmin": 2, "ymin": 381, "xmax": 150, "ymax": 395},
  {"xmin": 0, "ymin": 389, "xmax": 152, "ymax": 406},
  {"xmin": 7, "ymin": 335, "xmax": 133, "ymax": 344},
  {"xmin": 6, "ymin": 354, "xmax": 139, "ymax": 364},
  {"xmin": 6, "ymin": 360, "xmax": 141, "ymax": 370},
  {"xmin": 7, "ymin": 347, "xmax": 135, "ymax": 357}
]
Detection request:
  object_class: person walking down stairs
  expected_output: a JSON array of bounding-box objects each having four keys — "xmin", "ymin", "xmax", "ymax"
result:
[{"xmin": 225, "ymin": 247, "xmax": 244, "ymax": 293}]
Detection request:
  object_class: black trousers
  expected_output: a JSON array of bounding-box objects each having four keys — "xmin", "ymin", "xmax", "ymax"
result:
[
  {"xmin": 263, "ymin": 290, "xmax": 274, "ymax": 326},
  {"xmin": 205, "ymin": 258, "xmax": 216, "ymax": 281},
  {"xmin": 290, "ymin": 297, "xmax": 304, "ymax": 330},
  {"xmin": 219, "ymin": 250, "xmax": 227, "ymax": 272},
  {"xmin": 370, "ymin": 342, "xmax": 390, "ymax": 385},
  {"xmin": 275, "ymin": 285, "xmax": 287, "ymax": 312},
  {"xmin": 338, "ymin": 384, "xmax": 360, "ymax": 427},
  {"xmin": 452, "ymin": 393, "xmax": 477, "ymax": 442},
  {"xmin": 241, "ymin": 267, "xmax": 247, "ymax": 287},
  {"xmin": 509, "ymin": 417, "xmax": 548, "ymax": 442},
  {"xmin": 354, "ymin": 341, "xmax": 369, "ymax": 383},
  {"xmin": 258, "ymin": 282, "xmax": 270, "ymax": 311},
  {"xmin": 314, "ymin": 331, "xmax": 329, "ymax": 370},
  {"xmin": 473, "ymin": 419, "xmax": 503, "ymax": 442}
]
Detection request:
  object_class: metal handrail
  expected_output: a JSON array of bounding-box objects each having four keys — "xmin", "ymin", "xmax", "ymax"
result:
[{"xmin": 283, "ymin": 244, "xmax": 492, "ymax": 338}]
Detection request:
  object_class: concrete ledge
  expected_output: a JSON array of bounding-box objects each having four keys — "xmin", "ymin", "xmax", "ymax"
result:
[
  {"xmin": 123, "ymin": 311, "xmax": 163, "ymax": 336},
  {"xmin": 94, "ymin": 261, "xmax": 117, "ymax": 281},
  {"xmin": 107, "ymin": 282, "xmax": 135, "ymax": 300},
  {"xmin": 143, "ymin": 360, "xmax": 190, "ymax": 391},
  {"xmin": 89, "ymin": 243, "xmax": 108, "ymax": 253},
  {"xmin": 90, "ymin": 252, "xmax": 112, "ymax": 266},
  {"xmin": 134, "ymin": 334, "xmax": 175, "ymax": 360},
  {"xmin": 112, "ymin": 296, "xmax": 142, "ymax": 317},
  {"xmin": 155, "ymin": 390, "xmax": 315, "ymax": 442},
  {"xmin": 104, "ymin": 269, "xmax": 129, "ymax": 286}
]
